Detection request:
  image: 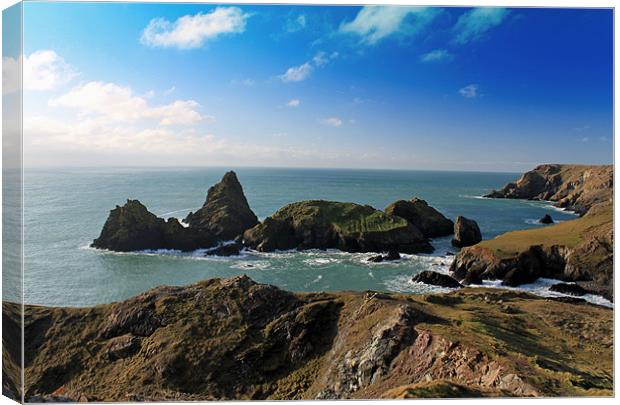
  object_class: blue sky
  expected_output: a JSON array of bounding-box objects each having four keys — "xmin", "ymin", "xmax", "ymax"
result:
[{"xmin": 8, "ymin": 3, "xmax": 613, "ymax": 171}]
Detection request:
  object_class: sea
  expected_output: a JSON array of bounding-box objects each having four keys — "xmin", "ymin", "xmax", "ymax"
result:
[{"xmin": 13, "ymin": 167, "xmax": 611, "ymax": 308}]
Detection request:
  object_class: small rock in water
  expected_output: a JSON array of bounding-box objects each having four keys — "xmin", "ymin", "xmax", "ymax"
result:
[
  {"xmin": 411, "ymin": 271, "xmax": 462, "ymax": 288},
  {"xmin": 367, "ymin": 255, "xmax": 384, "ymax": 263},
  {"xmin": 539, "ymin": 214, "xmax": 554, "ymax": 224},
  {"xmin": 367, "ymin": 250, "xmax": 401, "ymax": 263},
  {"xmin": 549, "ymin": 283, "xmax": 587, "ymax": 296},
  {"xmin": 205, "ymin": 243, "xmax": 242, "ymax": 257},
  {"xmin": 445, "ymin": 251, "xmax": 454, "ymax": 256}
]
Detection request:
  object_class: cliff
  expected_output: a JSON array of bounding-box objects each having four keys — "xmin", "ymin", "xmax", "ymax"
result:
[
  {"xmin": 485, "ymin": 164, "xmax": 612, "ymax": 215},
  {"xmin": 2, "ymin": 276, "xmax": 612, "ymax": 401},
  {"xmin": 452, "ymin": 164, "xmax": 613, "ymax": 300}
]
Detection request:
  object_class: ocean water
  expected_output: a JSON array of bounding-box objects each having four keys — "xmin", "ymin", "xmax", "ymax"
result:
[{"xmin": 19, "ymin": 167, "xmax": 583, "ymax": 307}]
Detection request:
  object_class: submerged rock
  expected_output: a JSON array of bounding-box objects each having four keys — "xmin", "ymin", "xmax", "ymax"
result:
[
  {"xmin": 367, "ymin": 250, "xmax": 401, "ymax": 263},
  {"xmin": 91, "ymin": 200, "xmax": 216, "ymax": 252},
  {"xmin": 411, "ymin": 271, "xmax": 462, "ymax": 288},
  {"xmin": 539, "ymin": 214, "xmax": 554, "ymax": 224},
  {"xmin": 549, "ymin": 283, "xmax": 587, "ymax": 297},
  {"xmin": 385, "ymin": 198, "xmax": 453, "ymax": 238},
  {"xmin": 184, "ymin": 171, "xmax": 259, "ymax": 241},
  {"xmin": 451, "ymin": 216, "xmax": 481, "ymax": 248},
  {"xmin": 205, "ymin": 243, "xmax": 242, "ymax": 257},
  {"xmin": 243, "ymin": 200, "xmax": 433, "ymax": 254}
]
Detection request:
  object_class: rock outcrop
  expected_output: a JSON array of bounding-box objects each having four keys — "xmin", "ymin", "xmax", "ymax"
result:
[
  {"xmin": 3, "ymin": 276, "xmax": 612, "ymax": 401},
  {"xmin": 384, "ymin": 198, "xmax": 453, "ymax": 238},
  {"xmin": 549, "ymin": 283, "xmax": 587, "ymax": 297},
  {"xmin": 539, "ymin": 214, "xmax": 554, "ymax": 224},
  {"xmin": 243, "ymin": 200, "xmax": 433, "ymax": 254},
  {"xmin": 411, "ymin": 271, "xmax": 462, "ymax": 288},
  {"xmin": 451, "ymin": 216, "xmax": 481, "ymax": 248},
  {"xmin": 185, "ymin": 171, "xmax": 259, "ymax": 240},
  {"xmin": 450, "ymin": 203, "xmax": 613, "ymax": 300},
  {"xmin": 485, "ymin": 164, "xmax": 612, "ymax": 215},
  {"xmin": 91, "ymin": 200, "xmax": 216, "ymax": 252}
]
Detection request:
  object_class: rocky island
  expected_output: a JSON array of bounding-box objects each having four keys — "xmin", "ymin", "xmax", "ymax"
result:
[
  {"xmin": 451, "ymin": 164, "xmax": 613, "ymax": 300},
  {"xmin": 92, "ymin": 172, "xmax": 464, "ymax": 255},
  {"xmin": 3, "ymin": 276, "xmax": 612, "ymax": 401}
]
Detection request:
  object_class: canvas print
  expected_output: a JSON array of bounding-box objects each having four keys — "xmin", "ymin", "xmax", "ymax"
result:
[{"xmin": 1, "ymin": 1, "xmax": 614, "ymax": 402}]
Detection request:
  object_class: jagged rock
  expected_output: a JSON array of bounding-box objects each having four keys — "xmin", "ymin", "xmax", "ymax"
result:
[
  {"xmin": 205, "ymin": 243, "xmax": 242, "ymax": 257},
  {"xmin": 549, "ymin": 283, "xmax": 587, "ymax": 297},
  {"xmin": 105, "ymin": 335, "xmax": 141, "ymax": 360},
  {"xmin": 539, "ymin": 214, "xmax": 554, "ymax": 224},
  {"xmin": 485, "ymin": 164, "xmax": 613, "ymax": 215},
  {"xmin": 243, "ymin": 200, "xmax": 433, "ymax": 254},
  {"xmin": 451, "ymin": 216, "xmax": 481, "ymax": 248},
  {"xmin": 367, "ymin": 250, "xmax": 401, "ymax": 263},
  {"xmin": 411, "ymin": 271, "xmax": 462, "ymax": 288},
  {"xmin": 384, "ymin": 198, "xmax": 453, "ymax": 238},
  {"xmin": 184, "ymin": 171, "xmax": 259, "ymax": 240},
  {"xmin": 91, "ymin": 200, "xmax": 216, "ymax": 252}
]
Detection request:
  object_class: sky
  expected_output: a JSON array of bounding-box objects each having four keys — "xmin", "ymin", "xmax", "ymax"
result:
[{"xmin": 3, "ymin": 2, "xmax": 614, "ymax": 171}]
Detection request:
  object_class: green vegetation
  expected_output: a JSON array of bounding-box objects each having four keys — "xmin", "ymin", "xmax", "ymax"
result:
[
  {"xmin": 272, "ymin": 200, "xmax": 409, "ymax": 234},
  {"xmin": 478, "ymin": 203, "xmax": 612, "ymax": 258}
]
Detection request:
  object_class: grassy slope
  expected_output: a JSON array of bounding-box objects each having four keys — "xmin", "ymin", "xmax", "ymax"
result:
[
  {"xmin": 273, "ymin": 200, "xmax": 409, "ymax": 234},
  {"xmin": 477, "ymin": 203, "xmax": 612, "ymax": 258}
]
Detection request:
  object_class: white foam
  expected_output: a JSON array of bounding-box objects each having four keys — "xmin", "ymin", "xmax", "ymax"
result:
[
  {"xmin": 229, "ymin": 260, "xmax": 271, "ymax": 271},
  {"xmin": 477, "ymin": 278, "xmax": 613, "ymax": 308}
]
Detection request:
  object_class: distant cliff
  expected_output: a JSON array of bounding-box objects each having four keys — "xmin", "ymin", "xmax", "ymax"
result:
[
  {"xmin": 485, "ymin": 164, "xmax": 612, "ymax": 215},
  {"xmin": 453, "ymin": 164, "xmax": 613, "ymax": 300}
]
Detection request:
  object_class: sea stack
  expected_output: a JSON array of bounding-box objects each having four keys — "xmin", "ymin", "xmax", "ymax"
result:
[
  {"xmin": 451, "ymin": 216, "xmax": 482, "ymax": 248},
  {"xmin": 91, "ymin": 200, "xmax": 216, "ymax": 252},
  {"xmin": 384, "ymin": 198, "xmax": 453, "ymax": 238},
  {"xmin": 539, "ymin": 214, "xmax": 554, "ymax": 224},
  {"xmin": 184, "ymin": 171, "xmax": 259, "ymax": 241}
]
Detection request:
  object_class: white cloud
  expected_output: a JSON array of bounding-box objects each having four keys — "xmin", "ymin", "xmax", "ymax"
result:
[
  {"xmin": 164, "ymin": 86, "xmax": 176, "ymax": 95},
  {"xmin": 286, "ymin": 15, "xmax": 306, "ymax": 33},
  {"xmin": 420, "ymin": 49, "xmax": 454, "ymax": 63},
  {"xmin": 459, "ymin": 84, "xmax": 479, "ymax": 98},
  {"xmin": 49, "ymin": 81, "xmax": 211, "ymax": 126},
  {"xmin": 453, "ymin": 8, "xmax": 509, "ymax": 44},
  {"xmin": 3, "ymin": 50, "xmax": 77, "ymax": 94},
  {"xmin": 339, "ymin": 6, "xmax": 439, "ymax": 45},
  {"xmin": 280, "ymin": 62, "xmax": 313, "ymax": 83},
  {"xmin": 321, "ymin": 117, "xmax": 343, "ymax": 127},
  {"xmin": 140, "ymin": 7, "xmax": 249, "ymax": 49},
  {"xmin": 279, "ymin": 51, "xmax": 337, "ymax": 83},
  {"xmin": 287, "ymin": 98, "xmax": 301, "ymax": 107},
  {"xmin": 582, "ymin": 137, "xmax": 591, "ymax": 142}
]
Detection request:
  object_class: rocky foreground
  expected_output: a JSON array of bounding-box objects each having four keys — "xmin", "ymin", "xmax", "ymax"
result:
[
  {"xmin": 2, "ymin": 276, "xmax": 613, "ymax": 401},
  {"xmin": 452, "ymin": 164, "xmax": 613, "ymax": 301}
]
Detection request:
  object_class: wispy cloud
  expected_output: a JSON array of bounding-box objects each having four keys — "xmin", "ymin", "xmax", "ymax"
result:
[
  {"xmin": 287, "ymin": 98, "xmax": 301, "ymax": 107},
  {"xmin": 320, "ymin": 117, "xmax": 343, "ymax": 127},
  {"xmin": 140, "ymin": 7, "xmax": 249, "ymax": 49},
  {"xmin": 231, "ymin": 78, "xmax": 255, "ymax": 86},
  {"xmin": 49, "ymin": 81, "xmax": 212, "ymax": 126},
  {"xmin": 453, "ymin": 8, "xmax": 509, "ymax": 44},
  {"xmin": 339, "ymin": 6, "xmax": 439, "ymax": 45},
  {"xmin": 420, "ymin": 49, "xmax": 454, "ymax": 63},
  {"xmin": 3, "ymin": 50, "xmax": 78, "ymax": 94},
  {"xmin": 279, "ymin": 51, "xmax": 337, "ymax": 83},
  {"xmin": 286, "ymin": 15, "xmax": 306, "ymax": 33},
  {"xmin": 458, "ymin": 84, "xmax": 479, "ymax": 98}
]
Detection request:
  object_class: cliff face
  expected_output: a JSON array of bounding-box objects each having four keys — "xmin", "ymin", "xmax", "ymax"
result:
[
  {"xmin": 452, "ymin": 164, "xmax": 613, "ymax": 300},
  {"xmin": 485, "ymin": 164, "xmax": 612, "ymax": 215},
  {"xmin": 3, "ymin": 276, "xmax": 612, "ymax": 401}
]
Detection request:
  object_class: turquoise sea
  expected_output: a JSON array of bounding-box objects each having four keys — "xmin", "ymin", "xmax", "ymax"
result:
[{"xmin": 20, "ymin": 167, "xmax": 581, "ymax": 307}]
